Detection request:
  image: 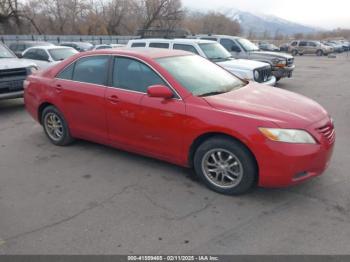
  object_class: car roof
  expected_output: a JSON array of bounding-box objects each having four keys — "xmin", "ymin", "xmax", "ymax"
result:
[
  {"xmin": 78, "ymin": 48, "xmax": 192, "ymax": 59},
  {"xmin": 25, "ymin": 46, "xmax": 75, "ymax": 51},
  {"xmin": 195, "ymin": 34, "xmax": 241, "ymax": 39},
  {"xmin": 129, "ymin": 38, "xmax": 216, "ymax": 45},
  {"xmin": 60, "ymin": 42, "xmax": 92, "ymax": 45}
]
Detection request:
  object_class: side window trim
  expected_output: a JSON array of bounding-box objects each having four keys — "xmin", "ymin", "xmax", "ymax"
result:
[
  {"xmin": 110, "ymin": 55, "xmax": 181, "ymax": 100},
  {"xmin": 55, "ymin": 54, "xmax": 111, "ymax": 87}
]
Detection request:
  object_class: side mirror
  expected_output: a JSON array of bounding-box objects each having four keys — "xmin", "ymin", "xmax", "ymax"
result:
[
  {"xmin": 17, "ymin": 53, "xmax": 23, "ymax": 58},
  {"xmin": 147, "ymin": 85, "xmax": 173, "ymax": 99}
]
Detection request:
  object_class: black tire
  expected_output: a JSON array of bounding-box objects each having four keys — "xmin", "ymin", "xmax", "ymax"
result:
[
  {"xmin": 41, "ymin": 106, "xmax": 74, "ymax": 146},
  {"xmin": 193, "ymin": 136, "xmax": 258, "ymax": 195},
  {"xmin": 316, "ymin": 50, "xmax": 323, "ymax": 56},
  {"xmin": 291, "ymin": 50, "xmax": 298, "ymax": 56}
]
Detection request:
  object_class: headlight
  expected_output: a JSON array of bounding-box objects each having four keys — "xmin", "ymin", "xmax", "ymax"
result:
[
  {"xmin": 27, "ymin": 66, "xmax": 38, "ymax": 75},
  {"xmin": 259, "ymin": 128, "xmax": 316, "ymax": 144},
  {"xmin": 272, "ymin": 58, "xmax": 286, "ymax": 67},
  {"xmin": 254, "ymin": 70, "xmax": 260, "ymax": 81}
]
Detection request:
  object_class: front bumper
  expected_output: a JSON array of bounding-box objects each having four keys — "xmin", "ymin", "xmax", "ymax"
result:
[
  {"xmin": 261, "ymin": 76, "xmax": 276, "ymax": 86},
  {"xmin": 272, "ymin": 65, "xmax": 295, "ymax": 79},
  {"xmin": 0, "ymin": 90, "xmax": 24, "ymax": 100},
  {"xmin": 254, "ymin": 118, "xmax": 335, "ymax": 187}
]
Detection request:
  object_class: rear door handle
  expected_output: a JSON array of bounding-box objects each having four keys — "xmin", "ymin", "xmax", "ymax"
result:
[{"xmin": 107, "ymin": 95, "xmax": 120, "ymax": 104}]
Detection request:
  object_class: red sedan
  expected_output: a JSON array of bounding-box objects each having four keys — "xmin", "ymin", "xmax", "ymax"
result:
[{"xmin": 24, "ymin": 49, "xmax": 335, "ymax": 195}]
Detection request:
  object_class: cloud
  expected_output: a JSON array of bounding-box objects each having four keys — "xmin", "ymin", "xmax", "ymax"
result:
[{"xmin": 182, "ymin": 0, "xmax": 350, "ymax": 29}]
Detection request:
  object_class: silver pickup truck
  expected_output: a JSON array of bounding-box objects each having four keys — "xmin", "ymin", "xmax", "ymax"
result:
[
  {"xmin": 127, "ymin": 38, "xmax": 276, "ymax": 86},
  {"xmin": 195, "ymin": 35, "xmax": 295, "ymax": 82},
  {"xmin": 0, "ymin": 43, "xmax": 37, "ymax": 100}
]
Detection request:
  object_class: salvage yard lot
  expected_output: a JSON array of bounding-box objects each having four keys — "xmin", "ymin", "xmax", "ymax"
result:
[{"xmin": 0, "ymin": 54, "xmax": 350, "ymax": 254}]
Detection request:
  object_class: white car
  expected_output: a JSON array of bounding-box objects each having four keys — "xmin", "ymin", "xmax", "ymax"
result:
[
  {"xmin": 127, "ymin": 39, "xmax": 276, "ymax": 86},
  {"xmin": 21, "ymin": 46, "xmax": 79, "ymax": 70}
]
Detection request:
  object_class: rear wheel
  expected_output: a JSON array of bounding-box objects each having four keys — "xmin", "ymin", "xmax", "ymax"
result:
[
  {"xmin": 291, "ymin": 49, "xmax": 298, "ymax": 56},
  {"xmin": 316, "ymin": 50, "xmax": 323, "ymax": 56},
  {"xmin": 193, "ymin": 137, "xmax": 258, "ymax": 195},
  {"xmin": 41, "ymin": 106, "xmax": 74, "ymax": 146}
]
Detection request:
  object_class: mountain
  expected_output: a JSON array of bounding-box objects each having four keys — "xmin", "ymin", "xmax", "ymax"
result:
[{"xmin": 226, "ymin": 10, "xmax": 318, "ymax": 37}]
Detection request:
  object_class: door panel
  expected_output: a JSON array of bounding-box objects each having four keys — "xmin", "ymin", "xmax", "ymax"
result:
[
  {"xmin": 54, "ymin": 79, "xmax": 108, "ymax": 143},
  {"xmin": 53, "ymin": 55, "xmax": 110, "ymax": 143},
  {"xmin": 105, "ymin": 88, "xmax": 144, "ymax": 148},
  {"xmin": 139, "ymin": 96, "xmax": 186, "ymax": 161}
]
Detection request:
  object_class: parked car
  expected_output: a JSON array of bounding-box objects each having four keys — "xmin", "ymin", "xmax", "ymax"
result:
[
  {"xmin": 258, "ymin": 42, "xmax": 280, "ymax": 52},
  {"xmin": 92, "ymin": 44, "xmax": 113, "ymax": 50},
  {"xmin": 322, "ymin": 42, "xmax": 341, "ymax": 53},
  {"xmin": 8, "ymin": 41, "xmax": 55, "ymax": 57},
  {"xmin": 289, "ymin": 40, "xmax": 333, "ymax": 56},
  {"xmin": 193, "ymin": 35, "xmax": 295, "ymax": 82},
  {"xmin": 21, "ymin": 46, "xmax": 78, "ymax": 70},
  {"xmin": 279, "ymin": 43, "xmax": 290, "ymax": 52},
  {"xmin": 0, "ymin": 43, "xmax": 37, "ymax": 100},
  {"xmin": 24, "ymin": 48, "xmax": 335, "ymax": 195},
  {"xmin": 59, "ymin": 42, "xmax": 93, "ymax": 52},
  {"xmin": 327, "ymin": 41, "xmax": 347, "ymax": 52},
  {"xmin": 110, "ymin": 44, "xmax": 126, "ymax": 49},
  {"xmin": 127, "ymin": 39, "xmax": 276, "ymax": 86}
]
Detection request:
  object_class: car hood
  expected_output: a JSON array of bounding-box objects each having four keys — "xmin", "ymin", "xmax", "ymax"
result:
[
  {"xmin": 0, "ymin": 58, "xmax": 37, "ymax": 69},
  {"xmin": 250, "ymin": 51, "xmax": 293, "ymax": 60},
  {"xmin": 203, "ymin": 83, "xmax": 328, "ymax": 128},
  {"xmin": 217, "ymin": 59, "xmax": 269, "ymax": 71}
]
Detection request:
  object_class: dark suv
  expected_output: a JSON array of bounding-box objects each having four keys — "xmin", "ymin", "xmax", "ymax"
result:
[
  {"xmin": 0, "ymin": 43, "xmax": 37, "ymax": 100},
  {"xmin": 194, "ymin": 35, "xmax": 295, "ymax": 82},
  {"xmin": 8, "ymin": 41, "xmax": 55, "ymax": 57}
]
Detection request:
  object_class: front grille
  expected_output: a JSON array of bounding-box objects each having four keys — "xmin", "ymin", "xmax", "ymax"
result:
[
  {"xmin": 0, "ymin": 68, "xmax": 27, "ymax": 94},
  {"xmin": 317, "ymin": 122, "xmax": 335, "ymax": 144},
  {"xmin": 287, "ymin": 58, "xmax": 294, "ymax": 66},
  {"xmin": 255, "ymin": 66, "xmax": 272, "ymax": 83},
  {"xmin": 0, "ymin": 68, "xmax": 28, "ymax": 78}
]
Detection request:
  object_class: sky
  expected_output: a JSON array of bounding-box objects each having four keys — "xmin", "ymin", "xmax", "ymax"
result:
[{"xmin": 182, "ymin": 0, "xmax": 350, "ymax": 29}]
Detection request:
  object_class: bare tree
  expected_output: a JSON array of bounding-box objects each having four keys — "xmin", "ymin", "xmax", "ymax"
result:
[
  {"xmin": 139, "ymin": 0, "xmax": 183, "ymax": 31},
  {"xmin": 183, "ymin": 11, "xmax": 240, "ymax": 35}
]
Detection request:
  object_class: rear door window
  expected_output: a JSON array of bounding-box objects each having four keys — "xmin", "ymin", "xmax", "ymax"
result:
[
  {"xmin": 131, "ymin": 42, "xmax": 146, "ymax": 47},
  {"xmin": 149, "ymin": 43, "xmax": 169, "ymax": 49},
  {"xmin": 72, "ymin": 56, "xmax": 110, "ymax": 85}
]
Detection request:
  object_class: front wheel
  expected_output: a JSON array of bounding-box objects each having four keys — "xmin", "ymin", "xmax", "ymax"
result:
[
  {"xmin": 291, "ymin": 50, "xmax": 298, "ymax": 56},
  {"xmin": 193, "ymin": 137, "xmax": 258, "ymax": 195},
  {"xmin": 41, "ymin": 106, "xmax": 74, "ymax": 146}
]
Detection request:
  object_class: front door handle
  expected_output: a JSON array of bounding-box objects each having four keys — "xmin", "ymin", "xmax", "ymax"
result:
[
  {"xmin": 55, "ymin": 84, "xmax": 63, "ymax": 93},
  {"xmin": 107, "ymin": 95, "xmax": 120, "ymax": 104}
]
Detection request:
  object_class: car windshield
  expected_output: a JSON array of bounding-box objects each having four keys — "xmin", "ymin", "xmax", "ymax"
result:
[
  {"xmin": 157, "ymin": 55, "xmax": 245, "ymax": 97},
  {"xmin": 237, "ymin": 38, "xmax": 260, "ymax": 52},
  {"xmin": 198, "ymin": 43, "xmax": 232, "ymax": 61},
  {"xmin": 0, "ymin": 45, "xmax": 16, "ymax": 58},
  {"xmin": 49, "ymin": 48, "xmax": 78, "ymax": 61}
]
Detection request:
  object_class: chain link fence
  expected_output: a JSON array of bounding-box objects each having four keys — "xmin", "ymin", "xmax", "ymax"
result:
[{"xmin": 0, "ymin": 35, "xmax": 140, "ymax": 46}]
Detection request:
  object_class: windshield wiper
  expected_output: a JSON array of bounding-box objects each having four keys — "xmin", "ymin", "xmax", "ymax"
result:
[{"xmin": 199, "ymin": 91, "xmax": 226, "ymax": 97}]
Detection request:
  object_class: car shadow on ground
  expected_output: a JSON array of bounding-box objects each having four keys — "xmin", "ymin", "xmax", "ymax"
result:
[
  {"xmin": 69, "ymin": 138, "xmax": 308, "ymax": 202},
  {"xmin": 0, "ymin": 99, "xmax": 25, "ymax": 116}
]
